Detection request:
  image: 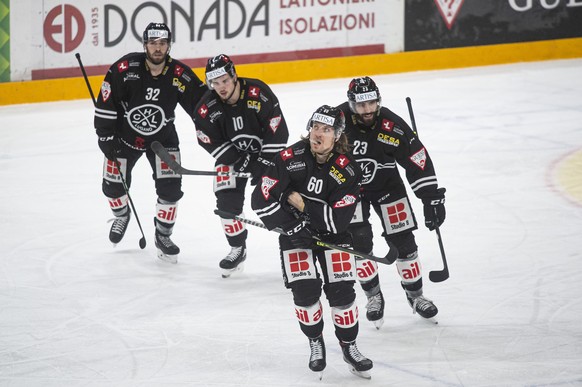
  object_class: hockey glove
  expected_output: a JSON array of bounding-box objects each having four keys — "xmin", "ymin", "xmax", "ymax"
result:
[
  {"xmin": 280, "ymin": 189, "xmax": 306, "ymax": 214},
  {"xmin": 98, "ymin": 135, "xmax": 119, "ymax": 160},
  {"xmin": 422, "ymin": 187, "xmax": 446, "ymax": 231},
  {"xmin": 250, "ymin": 156, "xmax": 274, "ymax": 185},
  {"xmin": 318, "ymin": 230, "xmax": 352, "ymax": 247},
  {"xmin": 233, "ymin": 153, "xmax": 254, "ymax": 173},
  {"xmin": 282, "ymin": 217, "xmax": 314, "ymax": 249}
]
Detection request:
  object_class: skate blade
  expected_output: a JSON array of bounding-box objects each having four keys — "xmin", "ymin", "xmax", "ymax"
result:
[
  {"xmin": 314, "ymin": 371, "xmax": 323, "ymax": 381},
  {"xmin": 423, "ymin": 316, "xmax": 438, "ymax": 324},
  {"xmin": 348, "ymin": 366, "xmax": 371, "ymax": 380},
  {"xmin": 221, "ymin": 262, "xmax": 245, "ymax": 278},
  {"xmin": 372, "ymin": 318, "xmax": 384, "ymax": 330},
  {"xmin": 157, "ymin": 250, "xmax": 178, "ymax": 264}
]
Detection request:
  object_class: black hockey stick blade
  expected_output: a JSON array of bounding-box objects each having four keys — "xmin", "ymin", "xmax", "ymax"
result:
[
  {"xmin": 428, "ymin": 226, "xmax": 449, "ymax": 282},
  {"xmin": 150, "ymin": 141, "xmax": 252, "ymax": 178},
  {"xmin": 214, "ymin": 209, "xmax": 398, "ymax": 265}
]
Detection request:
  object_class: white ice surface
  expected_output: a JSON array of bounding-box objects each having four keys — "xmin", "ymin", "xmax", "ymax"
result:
[{"xmin": 1, "ymin": 59, "xmax": 581, "ymax": 387}]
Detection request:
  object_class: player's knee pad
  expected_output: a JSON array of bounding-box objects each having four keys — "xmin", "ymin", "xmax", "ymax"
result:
[
  {"xmin": 216, "ymin": 190, "xmax": 245, "ymax": 215},
  {"xmin": 291, "ymin": 279, "xmax": 323, "ymax": 307},
  {"xmin": 349, "ymin": 223, "xmax": 373, "ymax": 253},
  {"xmin": 325, "ymin": 281, "xmax": 356, "ymax": 308},
  {"xmin": 102, "ymin": 180, "xmax": 126, "ymax": 199},
  {"xmin": 387, "ymin": 231, "xmax": 418, "ymax": 257},
  {"xmin": 156, "ymin": 178, "xmax": 183, "ymax": 203}
]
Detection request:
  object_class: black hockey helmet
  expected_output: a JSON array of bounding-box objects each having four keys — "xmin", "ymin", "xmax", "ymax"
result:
[
  {"xmin": 205, "ymin": 54, "xmax": 237, "ymax": 88},
  {"xmin": 307, "ymin": 105, "xmax": 346, "ymax": 139},
  {"xmin": 142, "ymin": 22, "xmax": 172, "ymax": 43},
  {"xmin": 347, "ymin": 76, "xmax": 382, "ymax": 114}
]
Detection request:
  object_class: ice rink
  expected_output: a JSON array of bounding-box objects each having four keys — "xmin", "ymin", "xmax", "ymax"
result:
[{"xmin": 1, "ymin": 58, "xmax": 582, "ymax": 386}]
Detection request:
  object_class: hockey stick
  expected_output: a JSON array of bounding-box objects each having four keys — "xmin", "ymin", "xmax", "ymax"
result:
[
  {"xmin": 214, "ymin": 210, "xmax": 398, "ymax": 265},
  {"xmin": 76, "ymin": 53, "xmax": 146, "ymax": 249},
  {"xmin": 75, "ymin": 53, "xmax": 97, "ymax": 104},
  {"xmin": 151, "ymin": 141, "xmax": 253, "ymax": 178},
  {"xmin": 406, "ymin": 97, "xmax": 449, "ymax": 282}
]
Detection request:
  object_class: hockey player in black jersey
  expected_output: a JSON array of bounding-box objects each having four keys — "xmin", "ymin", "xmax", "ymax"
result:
[
  {"xmin": 194, "ymin": 54, "xmax": 289, "ymax": 278},
  {"xmin": 94, "ymin": 22, "xmax": 206, "ymax": 263},
  {"xmin": 337, "ymin": 77, "xmax": 446, "ymax": 326},
  {"xmin": 251, "ymin": 105, "xmax": 373, "ymax": 379}
]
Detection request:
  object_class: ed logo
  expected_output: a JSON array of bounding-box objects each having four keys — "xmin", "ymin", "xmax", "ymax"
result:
[{"xmin": 44, "ymin": 4, "xmax": 85, "ymax": 53}]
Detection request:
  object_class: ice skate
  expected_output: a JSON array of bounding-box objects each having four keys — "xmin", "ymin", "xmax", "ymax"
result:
[
  {"xmin": 340, "ymin": 340, "xmax": 373, "ymax": 379},
  {"xmin": 219, "ymin": 246, "xmax": 247, "ymax": 278},
  {"xmin": 155, "ymin": 230, "xmax": 179, "ymax": 264},
  {"xmin": 407, "ymin": 294, "xmax": 438, "ymax": 323},
  {"xmin": 109, "ymin": 210, "xmax": 130, "ymax": 245},
  {"xmin": 365, "ymin": 292, "xmax": 385, "ymax": 329},
  {"xmin": 308, "ymin": 335, "xmax": 326, "ymax": 380}
]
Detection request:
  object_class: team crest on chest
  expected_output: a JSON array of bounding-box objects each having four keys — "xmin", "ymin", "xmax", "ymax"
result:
[{"xmin": 126, "ymin": 104, "xmax": 166, "ymax": 136}]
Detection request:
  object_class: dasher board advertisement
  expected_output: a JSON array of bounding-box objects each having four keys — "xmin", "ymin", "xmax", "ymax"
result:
[
  {"xmin": 405, "ymin": 0, "xmax": 582, "ymax": 51},
  {"xmin": 10, "ymin": 0, "xmax": 403, "ymax": 81}
]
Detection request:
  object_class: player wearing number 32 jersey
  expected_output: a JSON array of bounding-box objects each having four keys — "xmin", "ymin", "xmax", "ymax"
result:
[{"xmin": 94, "ymin": 22, "xmax": 206, "ymax": 264}]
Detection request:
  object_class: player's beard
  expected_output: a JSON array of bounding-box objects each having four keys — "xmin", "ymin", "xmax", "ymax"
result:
[
  {"xmin": 146, "ymin": 49, "xmax": 167, "ymax": 66},
  {"xmin": 358, "ymin": 112, "xmax": 375, "ymax": 126}
]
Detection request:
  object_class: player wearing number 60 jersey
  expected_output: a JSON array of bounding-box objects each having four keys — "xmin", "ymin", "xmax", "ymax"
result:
[
  {"xmin": 337, "ymin": 77, "xmax": 447, "ymax": 327},
  {"xmin": 251, "ymin": 105, "xmax": 373, "ymax": 380},
  {"xmin": 94, "ymin": 22, "xmax": 206, "ymax": 263}
]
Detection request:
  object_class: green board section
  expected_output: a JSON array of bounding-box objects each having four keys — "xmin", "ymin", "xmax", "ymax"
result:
[{"xmin": 0, "ymin": 0, "xmax": 9, "ymax": 82}]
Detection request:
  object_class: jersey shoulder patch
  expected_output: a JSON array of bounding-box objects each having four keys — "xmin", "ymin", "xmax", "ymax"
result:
[
  {"xmin": 331, "ymin": 153, "xmax": 358, "ymax": 179},
  {"xmin": 279, "ymin": 147, "xmax": 294, "ymax": 161},
  {"xmin": 334, "ymin": 154, "xmax": 350, "ymax": 169}
]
